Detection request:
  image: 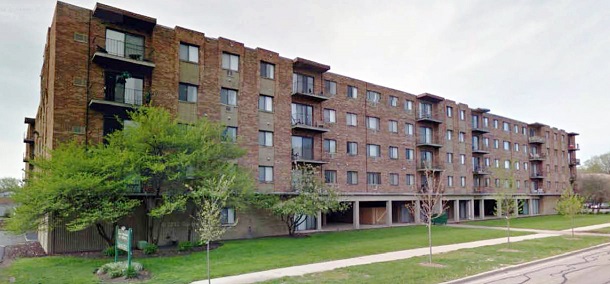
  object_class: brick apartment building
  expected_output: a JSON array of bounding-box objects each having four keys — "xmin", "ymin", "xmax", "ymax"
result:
[{"xmin": 24, "ymin": 2, "xmax": 580, "ymax": 253}]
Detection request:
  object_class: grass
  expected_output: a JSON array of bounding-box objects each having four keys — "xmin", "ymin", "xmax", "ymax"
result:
[
  {"xmin": 0, "ymin": 225, "xmax": 530, "ymax": 284},
  {"xmin": 266, "ymin": 236, "xmax": 610, "ymax": 284},
  {"xmin": 588, "ymin": 226, "xmax": 610, "ymax": 234},
  {"xmin": 465, "ymin": 214, "xmax": 610, "ymax": 230}
]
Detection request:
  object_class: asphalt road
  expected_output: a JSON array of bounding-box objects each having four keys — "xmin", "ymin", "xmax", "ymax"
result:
[{"xmin": 465, "ymin": 245, "xmax": 610, "ymax": 284}]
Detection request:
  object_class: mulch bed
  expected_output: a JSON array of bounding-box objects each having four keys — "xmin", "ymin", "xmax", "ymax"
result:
[
  {"xmin": 5, "ymin": 242, "xmax": 47, "ymax": 259},
  {"xmin": 60, "ymin": 242, "xmax": 223, "ymax": 259}
]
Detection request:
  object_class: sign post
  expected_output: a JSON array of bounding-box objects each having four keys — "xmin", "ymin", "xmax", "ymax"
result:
[{"xmin": 115, "ymin": 226, "xmax": 133, "ymax": 270}]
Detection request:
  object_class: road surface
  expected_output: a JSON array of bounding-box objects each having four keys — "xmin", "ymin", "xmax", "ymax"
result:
[{"xmin": 464, "ymin": 244, "xmax": 610, "ymax": 284}]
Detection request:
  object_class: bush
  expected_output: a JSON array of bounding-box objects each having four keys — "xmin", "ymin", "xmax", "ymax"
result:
[
  {"xmin": 177, "ymin": 241, "xmax": 193, "ymax": 252},
  {"xmin": 97, "ymin": 261, "xmax": 143, "ymax": 279},
  {"xmin": 102, "ymin": 246, "xmax": 126, "ymax": 257},
  {"xmin": 194, "ymin": 240, "xmax": 205, "ymax": 247},
  {"xmin": 3, "ymin": 208, "xmax": 13, "ymax": 218},
  {"xmin": 143, "ymin": 243, "xmax": 158, "ymax": 255}
]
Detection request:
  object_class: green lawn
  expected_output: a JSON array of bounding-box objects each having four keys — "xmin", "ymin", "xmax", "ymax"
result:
[
  {"xmin": 267, "ymin": 236, "xmax": 610, "ymax": 284},
  {"xmin": 0, "ymin": 225, "xmax": 530, "ymax": 284},
  {"xmin": 465, "ymin": 214, "xmax": 610, "ymax": 230}
]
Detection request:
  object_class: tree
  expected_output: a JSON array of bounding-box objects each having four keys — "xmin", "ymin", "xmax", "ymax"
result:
[
  {"xmin": 7, "ymin": 142, "xmax": 140, "ymax": 246},
  {"xmin": 191, "ymin": 175, "xmax": 235, "ymax": 284},
  {"xmin": 105, "ymin": 106, "xmax": 252, "ymax": 244},
  {"xmin": 578, "ymin": 174, "xmax": 610, "ymax": 213},
  {"xmin": 581, "ymin": 153, "xmax": 610, "ymax": 174},
  {"xmin": 410, "ymin": 168, "xmax": 446, "ymax": 264},
  {"xmin": 0, "ymin": 177, "xmax": 21, "ymax": 196},
  {"xmin": 556, "ymin": 186, "xmax": 585, "ymax": 238},
  {"xmin": 492, "ymin": 166, "xmax": 521, "ymax": 249},
  {"xmin": 255, "ymin": 164, "xmax": 346, "ymax": 236}
]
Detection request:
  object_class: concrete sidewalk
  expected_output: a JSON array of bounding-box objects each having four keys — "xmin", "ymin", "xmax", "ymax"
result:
[
  {"xmin": 449, "ymin": 223, "xmax": 610, "ymax": 237},
  {"xmin": 194, "ymin": 233, "xmax": 559, "ymax": 284},
  {"xmin": 564, "ymin": 222, "xmax": 610, "ymax": 232}
]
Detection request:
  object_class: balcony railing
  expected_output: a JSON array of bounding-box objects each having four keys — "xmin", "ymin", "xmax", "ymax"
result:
[
  {"xmin": 529, "ymin": 152, "xmax": 547, "ymax": 161},
  {"xmin": 292, "ymin": 83, "xmax": 329, "ymax": 101},
  {"xmin": 107, "ymin": 87, "xmax": 144, "ymax": 106},
  {"xmin": 291, "ymin": 116, "xmax": 329, "ymax": 133},
  {"xmin": 23, "ymin": 132, "xmax": 34, "ymax": 144},
  {"xmin": 472, "ymin": 145, "xmax": 490, "ymax": 154},
  {"xmin": 291, "ymin": 152, "xmax": 326, "ymax": 165},
  {"xmin": 528, "ymin": 136, "xmax": 546, "ymax": 144},
  {"xmin": 417, "ymin": 161, "xmax": 443, "ymax": 171},
  {"xmin": 416, "ymin": 112, "xmax": 442, "ymax": 123},
  {"xmin": 92, "ymin": 36, "xmax": 155, "ymax": 73},
  {"xmin": 569, "ymin": 158, "xmax": 581, "ymax": 166},
  {"xmin": 473, "ymin": 166, "xmax": 491, "ymax": 175},
  {"xmin": 471, "ymin": 124, "xmax": 490, "ymax": 133},
  {"xmin": 531, "ymin": 188, "xmax": 544, "ymax": 194},
  {"xmin": 416, "ymin": 138, "xmax": 442, "ymax": 148},
  {"xmin": 530, "ymin": 171, "xmax": 545, "ymax": 179},
  {"xmin": 568, "ymin": 144, "xmax": 580, "ymax": 151}
]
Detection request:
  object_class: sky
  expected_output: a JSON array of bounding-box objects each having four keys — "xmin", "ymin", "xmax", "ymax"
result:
[{"xmin": 1, "ymin": 0, "xmax": 609, "ymax": 179}]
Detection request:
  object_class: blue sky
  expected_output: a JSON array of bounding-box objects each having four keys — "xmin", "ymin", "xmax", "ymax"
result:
[{"xmin": 1, "ymin": 0, "xmax": 608, "ymax": 178}]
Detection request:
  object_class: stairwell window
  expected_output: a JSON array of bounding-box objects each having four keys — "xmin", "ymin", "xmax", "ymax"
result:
[
  {"xmin": 221, "ymin": 88, "xmax": 238, "ymax": 106},
  {"xmin": 179, "ymin": 83, "xmax": 197, "ymax": 102},
  {"xmin": 222, "ymin": 52, "xmax": 239, "ymax": 71},
  {"xmin": 260, "ymin": 62, "xmax": 275, "ymax": 79},
  {"xmin": 179, "ymin": 43, "xmax": 199, "ymax": 63}
]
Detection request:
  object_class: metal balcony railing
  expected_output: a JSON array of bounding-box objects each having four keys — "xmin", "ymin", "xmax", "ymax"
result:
[
  {"xmin": 569, "ymin": 158, "xmax": 581, "ymax": 166},
  {"xmin": 94, "ymin": 36, "xmax": 154, "ymax": 62},
  {"xmin": 530, "ymin": 171, "xmax": 545, "ymax": 178},
  {"xmin": 568, "ymin": 144, "xmax": 580, "ymax": 151},
  {"xmin": 528, "ymin": 136, "xmax": 546, "ymax": 144},
  {"xmin": 529, "ymin": 152, "xmax": 547, "ymax": 161},
  {"xmin": 472, "ymin": 144, "xmax": 490, "ymax": 153},
  {"xmin": 106, "ymin": 87, "xmax": 144, "ymax": 105},
  {"xmin": 417, "ymin": 161, "xmax": 443, "ymax": 171},
  {"xmin": 291, "ymin": 115, "xmax": 313, "ymax": 127},
  {"xmin": 473, "ymin": 166, "xmax": 491, "ymax": 175}
]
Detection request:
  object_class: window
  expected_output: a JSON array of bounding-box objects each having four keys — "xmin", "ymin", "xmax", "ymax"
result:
[
  {"xmin": 446, "ymin": 106, "xmax": 453, "ymax": 117},
  {"xmin": 367, "ymin": 172, "xmax": 381, "ymax": 185},
  {"xmin": 515, "ymin": 161, "xmax": 520, "ymax": 170},
  {"xmin": 503, "ymin": 141, "xmax": 510, "ymax": 151},
  {"xmin": 366, "ymin": 116, "xmax": 380, "ymax": 130},
  {"xmin": 495, "ymin": 179, "xmax": 500, "ymax": 187},
  {"xmin": 447, "ymin": 176, "xmax": 454, "ymax": 187},
  {"xmin": 220, "ymin": 208, "xmax": 235, "ymax": 225},
  {"xmin": 522, "ymin": 127, "xmax": 527, "ymax": 135},
  {"xmin": 388, "ymin": 120, "xmax": 398, "ymax": 133},
  {"xmin": 323, "ymin": 109, "xmax": 336, "ymax": 123},
  {"xmin": 258, "ymin": 166, "xmax": 273, "ymax": 182},
  {"xmin": 419, "ymin": 127, "xmax": 434, "ymax": 144},
  {"xmin": 389, "ymin": 173, "xmax": 399, "ymax": 186},
  {"xmin": 179, "ymin": 83, "xmax": 197, "ymax": 102},
  {"xmin": 347, "ymin": 142, "xmax": 358, "ymax": 155},
  {"xmin": 406, "ymin": 174, "xmax": 415, "ymax": 185},
  {"xmin": 222, "ymin": 52, "xmax": 239, "ymax": 71},
  {"xmin": 292, "ymin": 103, "xmax": 313, "ymax": 126},
  {"xmin": 260, "ymin": 62, "xmax": 275, "ymax": 79},
  {"xmin": 503, "ymin": 122, "xmax": 510, "ymax": 132},
  {"xmin": 495, "ymin": 159, "xmax": 500, "ymax": 168},
  {"xmin": 324, "ymin": 139, "xmax": 337, "ymax": 153},
  {"xmin": 493, "ymin": 119, "xmax": 498, "ymax": 129},
  {"xmin": 345, "ymin": 171, "xmax": 358, "ymax": 185},
  {"xmin": 367, "ymin": 144, "xmax": 381, "ymax": 157},
  {"xmin": 459, "ymin": 132, "xmax": 465, "ymax": 142},
  {"xmin": 483, "ymin": 117, "xmax": 489, "ymax": 127},
  {"xmin": 221, "ymin": 88, "xmax": 237, "ymax": 106},
  {"xmin": 485, "ymin": 158, "xmax": 490, "ymax": 166},
  {"xmin": 494, "ymin": 139, "xmax": 499, "ymax": 149},
  {"xmin": 419, "ymin": 102, "xmax": 433, "ymax": 118},
  {"xmin": 387, "ymin": 96, "xmax": 398, "ymax": 107},
  {"xmin": 460, "ymin": 154, "xmax": 466, "ymax": 165},
  {"xmin": 405, "ymin": 123, "xmax": 414, "ymax": 135},
  {"xmin": 484, "ymin": 138, "xmax": 490, "ymax": 147},
  {"xmin": 292, "ymin": 136, "xmax": 313, "ymax": 160},
  {"xmin": 514, "ymin": 125, "xmax": 519, "ymax": 133},
  {"xmin": 389, "ymin": 146, "xmax": 398, "ymax": 159},
  {"xmin": 223, "ymin": 127, "xmax": 237, "ymax": 142},
  {"xmin": 447, "ymin": 130, "xmax": 453, "ymax": 140},
  {"xmin": 460, "ymin": 110, "xmax": 465, "ymax": 120},
  {"xmin": 406, "ymin": 149, "xmax": 414, "ymax": 160},
  {"xmin": 179, "ymin": 43, "xmax": 198, "ymax": 63},
  {"xmin": 324, "ymin": 80, "xmax": 337, "ymax": 95},
  {"xmin": 524, "ymin": 162, "xmax": 528, "ymax": 170},
  {"xmin": 517, "ymin": 180, "xmax": 521, "ymax": 189},
  {"xmin": 514, "ymin": 143, "xmax": 519, "ymax": 151},
  {"xmin": 366, "ymin": 90, "xmax": 380, "ymax": 103},
  {"xmin": 460, "ymin": 176, "xmax": 466, "ymax": 187},
  {"xmin": 347, "ymin": 85, "xmax": 358, "ymax": 98},
  {"xmin": 258, "ymin": 95, "xmax": 273, "ymax": 112},
  {"xmin": 105, "ymin": 29, "xmax": 144, "ymax": 60},
  {"xmin": 324, "ymin": 170, "xmax": 337, "ymax": 184},
  {"xmin": 504, "ymin": 160, "xmax": 510, "ymax": 169},
  {"xmin": 293, "ymin": 73, "xmax": 314, "ymax": 94},
  {"xmin": 346, "ymin": 113, "xmax": 358, "ymax": 126},
  {"xmin": 405, "ymin": 100, "xmax": 413, "ymax": 111},
  {"xmin": 258, "ymin": 131, "xmax": 273, "ymax": 146},
  {"xmin": 447, "ymin": 153, "xmax": 453, "ymax": 163}
]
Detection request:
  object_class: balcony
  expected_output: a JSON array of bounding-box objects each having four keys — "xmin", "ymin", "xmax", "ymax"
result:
[
  {"xmin": 89, "ymin": 87, "xmax": 146, "ymax": 115},
  {"xmin": 291, "ymin": 116, "xmax": 329, "ymax": 133},
  {"xmin": 472, "ymin": 145, "xmax": 490, "ymax": 154},
  {"xmin": 568, "ymin": 144, "xmax": 580, "ymax": 151},
  {"xmin": 416, "ymin": 112, "xmax": 443, "ymax": 124},
  {"xmin": 416, "ymin": 138, "xmax": 443, "ymax": 148},
  {"xmin": 531, "ymin": 188, "xmax": 544, "ymax": 194},
  {"xmin": 23, "ymin": 132, "xmax": 34, "ymax": 144},
  {"xmin": 292, "ymin": 84, "xmax": 329, "ymax": 102},
  {"xmin": 528, "ymin": 136, "xmax": 546, "ymax": 144},
  {"xmin": 92, "ymin": 37, "xmax": 155, "ymax": 74},
  {"xmin": 569, "ymin": 158, "xmax": 581, "ymax": 166},
  {"xmin": 529, "ymin": 152, "xmax": 547, "ymax": 161},
  {"xmin": 473, "ymin": 166, "xmax": 491, "ymax": 175},
  {"xmin": 530, "ymin": 171, "xmax": 545, "ymax": 179},
  {"xmin": 471, "ymin": 124, "xmax": 490, "ymax": 134},
  {"xmin": 291, "ymin": 153, "xmax": 327, "ymax": 165},
  {"xmin": 416, "ymin": 161, "xmax": 444, "ymax": 172}
]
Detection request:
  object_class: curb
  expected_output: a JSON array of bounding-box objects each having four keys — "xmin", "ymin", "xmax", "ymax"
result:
[{"xmin": 442, "ymin": 242, "xmax": 610, "ymax": 284}]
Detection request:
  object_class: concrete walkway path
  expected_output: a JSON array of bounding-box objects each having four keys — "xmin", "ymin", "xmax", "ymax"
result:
[
  {"xmin": 194, "ymin": 233, "xmax": 559, "ymax": 284},
  {"xmin": 448, "ymin": 223, "xmax": 610, "ymax": 237},
  {"xmin": 564, "ymin": 222, "xmax": 610, "ymax": 232}
]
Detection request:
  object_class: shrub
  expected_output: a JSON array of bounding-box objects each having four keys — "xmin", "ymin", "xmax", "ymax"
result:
[
  {"xmin": 97, "ymin": 261, "xmax": 143, "ymax": 279},
  {"xmin": 143, "ymin": 243, "xmax": 158, "ymax": 255},
  {"xmin": 102, "ymin": 246, "xmax": 126, "ymax": 257},
  {"xmin": 3, "ymin": 208, "xmax": 13, "ymax": 218},
  {"xmin": 178, "ymin": 241, "xmax": 193, "ymax": 252},
  {"xmin": 194, "ymin": 240, "xmax": 205, "ymax": 247},
  {"xmin": 125, "ymin": 266, "xmax": 138, "ymax": 279}
]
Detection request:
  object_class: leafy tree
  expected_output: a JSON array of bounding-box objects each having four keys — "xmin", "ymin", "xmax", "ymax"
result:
[
  {"xmin": 493, "ymin": 168, "xmax": 522, "ymax": 249},
  {"xmin": 578, "ymin": 174, "xmax": 610, "ymax": 213},
  {"xmin": 581, "ymin": 153, "xmax": 610, "ymax": 174},
  {"xmin": 0, "ymin": 177, "xmax": 21, "ymax": 195},
  {"xmin": 255, "ymin": 164, "xmax": 346, "ymax": 236},
  {"xmin": 105, "ymin": 106, "xmax": 252, "ymax": 244},
  {"xmin": 556, "ymin": 186, "xmax": 585, "ymax": 238},
  {"xmin": 7, "ymin": 142, "xmax": 140, "ymax": 246},
  {"xmin": 192, "ymin": 175, "xmax": 235, "ymax": 284},
  {"xmin": 410, "ymin": 168, "xmax": 446, "ymax": 264}
]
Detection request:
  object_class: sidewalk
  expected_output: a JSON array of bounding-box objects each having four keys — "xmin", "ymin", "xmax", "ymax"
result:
[
  {"xmin": 448, "ymin": 223, "xmax": 610, "ymax": 237},
  {"xmin": 564, "ymin": 222, "xmax": 610, "ymax": 232},
  {"xmin": 195, "ymin": 233, "xmax": 559, "ymax": 284}
]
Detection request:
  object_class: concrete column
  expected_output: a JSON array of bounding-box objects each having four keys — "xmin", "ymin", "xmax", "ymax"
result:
[
  {"xmin": 496, "ymin": 200, "xmax": 502, "ymax": 217},
  {"xmin": 514, "ymin": 199, "xmax": 520, "ymax": 217},
  {"xmin": 529, "ymin": 198, "xmax": 535, "ymax": 215},
  {"xmin": 386, "ymin": 200, "xmax": 393, "ymax": 226},
  {"xmin": 414, "ymin": 200, "xmax": 421, "ymax": 224},
  {"xmin": 469, "ymin": 199, "xmax": 475, "ymax": 220},
  {"xmin": 353, "ymin": 201, "xmax": 360, "ymax": 229},
  {"xmin": 454, "ymin": 200, "xmax": 460, "ymax": 222},
  {"xmin": 316, "ymin": 211, "xmax": 322, "ymax": 230},
  {"xmin": 480, "ymin": 199, "xmax": 485, "ymax": 219}
]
